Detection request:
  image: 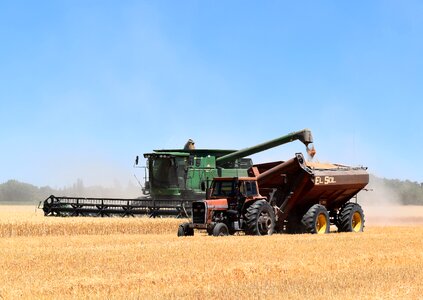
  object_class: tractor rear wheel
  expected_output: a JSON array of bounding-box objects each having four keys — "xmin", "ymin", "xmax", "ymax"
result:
[
  {"xmin": 302, "ymin": 204, "xmax": 330, "ymax": 234},
  {"xmin": 177, "ymin": 222, "xmax": 194, "ymax": 237},
  {"xmin": 212, "ymin": 223, "xmax": 229, "ymax": 236},
  {"xmin": 245, "ymin": 200, "xmax": 275, "ymax": 236},
  {"xmin": 337, "ymin": 202, "xmax": 365, "ymax": 232}
]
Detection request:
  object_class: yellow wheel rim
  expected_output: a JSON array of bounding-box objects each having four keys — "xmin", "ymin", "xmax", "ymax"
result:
[
  {"xmin": 316, "ymin": 213, "xmax": 328, "ymax": 234},
  {"xmin": 352, "ymin": 212, "xmax": 362, "ymax": 232}
]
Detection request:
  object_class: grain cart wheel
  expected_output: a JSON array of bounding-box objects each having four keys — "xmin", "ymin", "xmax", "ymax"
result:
[
  {"xmin": 302, "ymin": 204, "xmax": 330, "ymax": 234},
  {"xmin": 338, "ymin": 202, "xmax": 365, "ymax": 232},
  {"xmin": 212, "ymin": 223, "xmax": 229, "ymax": 236},
  {"xmin": 245, "ymin": 200, "xmax": 275, "ymax": 236},
  {"xmin": 177, "ymin": 223, "xmax": 194, "ymax": 237}
]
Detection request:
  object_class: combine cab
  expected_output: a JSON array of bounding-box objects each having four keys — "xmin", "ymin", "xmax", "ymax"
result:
[{"xmin": 178, "ymin": 153, "xmax": 369, "ymax": 236}]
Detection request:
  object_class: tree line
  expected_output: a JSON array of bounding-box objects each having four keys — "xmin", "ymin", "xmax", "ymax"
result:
[
  {"xmin": 367, "ymin": 175, "xmax": 423, "ymax": 205},
  {"xmin": 0, "ymin": 175, "xmax": 422, "ymax": 205},
  {"xmin": 0, "ymin": 179, "xmax": 141, "ymax": 205}
]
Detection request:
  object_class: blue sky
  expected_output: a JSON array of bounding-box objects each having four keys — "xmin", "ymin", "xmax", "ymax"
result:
[{"xmin": 1, "ymin": 1, "xmax": 422, "ymax": 187}]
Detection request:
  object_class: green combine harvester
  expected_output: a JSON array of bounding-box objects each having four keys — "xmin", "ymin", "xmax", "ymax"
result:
[{"xmin": 41, "ymin": 129, "xmax": 313, "ymax": 217}]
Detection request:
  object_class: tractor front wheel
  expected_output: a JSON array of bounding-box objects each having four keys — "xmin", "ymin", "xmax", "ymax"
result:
[
  {"xmin": 245, "ymin": 200, "xmax": 275, "ymax": 236},
  {"xmin": 207, "ymin": 223, "xmax": 215, "ymax": 235},
  {"xmin": 177, "ymin": 222, "xmax": 194, "ymax": 237},
  {"xmin": 212, "ymin": 223, "xmax": 229, "ymax": 236},
  {"xmin": 302, "ymin": 204, "xmax": 330, "ymax": 234}
]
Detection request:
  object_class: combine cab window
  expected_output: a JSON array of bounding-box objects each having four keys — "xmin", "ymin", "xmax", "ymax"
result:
[{"xmin": 149, "ymin": 157, "xmax": 178, "ymax": 188}]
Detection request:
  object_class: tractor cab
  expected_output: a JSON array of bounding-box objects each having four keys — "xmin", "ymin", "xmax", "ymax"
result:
[
  {"xmin": 210, "ymin": 177, "xmax": 261, "ymax": 211},
  {"xmin": 211, "ymin": 177, "xmax": 260, "ymax": 198}
]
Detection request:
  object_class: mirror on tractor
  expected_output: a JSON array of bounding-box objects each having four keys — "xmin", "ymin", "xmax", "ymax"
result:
[{"xmin": 135, "ymin": 155, "xmax": 139, "ymax": 166}]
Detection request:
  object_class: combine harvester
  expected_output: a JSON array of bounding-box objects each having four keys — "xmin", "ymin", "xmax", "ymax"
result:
[
  {"xmin": 41, "ymin": 129, "xmax": 314, "ymax": 218},
  {"xmin": 178, "ymin": 153, "xmax": 369, "ymax": 236}
]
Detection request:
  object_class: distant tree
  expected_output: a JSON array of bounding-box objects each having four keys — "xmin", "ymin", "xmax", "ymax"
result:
[{"xmin": 0, "ymin": 180, "xmax": 42, "ymax": 204}]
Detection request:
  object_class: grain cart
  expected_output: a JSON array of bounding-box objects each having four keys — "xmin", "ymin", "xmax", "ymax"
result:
[
  {"xmin": 177, "ymin": 153, "xmax": 369, "ymax": 236},
  {"xmin": 41, "ymin": 129, "xmax": 314, "ymax": 218}
]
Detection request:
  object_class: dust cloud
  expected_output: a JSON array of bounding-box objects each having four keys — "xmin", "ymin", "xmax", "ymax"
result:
[
  {"xmin": 358, "ymin": 175, "xmax": 423, "ymax": 226},
  {"xmin": 40, "ymin": 154, "xmax": 145, "ymax": 199},
  {"xmin": 58, "ymin": 179, "xmax": 142, "ymax": 199}
]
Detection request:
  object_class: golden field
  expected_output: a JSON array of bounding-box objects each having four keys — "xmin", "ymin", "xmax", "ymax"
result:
[{"xmin": 1, "ymin": 205, "xmax": 423, "ymax": 299}]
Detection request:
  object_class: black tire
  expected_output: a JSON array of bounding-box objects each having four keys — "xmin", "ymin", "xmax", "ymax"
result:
[
  {"xmin": 244, "ymin": 200, "xmax": 275, "ymax": 236},
  {"xmin": 302, "ymin": 204, "xmax": 330, "ymax": 234},
  {"xmin": 337, "ymin": 202, "xmax": 365, "ymax": 232},
  {"xmin": 177, "ymin": 225, "xmax": 185, "ymax": 237},
  {"xmin": 177, "ymin": 223, "xmax": 194, "ymax": 237},
  {"xmin": 207, "ymin": 223, "xmax": 215, "ymax": 236},
  {"xmin": 212, "ymin": 223, "xmax": 229, "ymax": 236}
]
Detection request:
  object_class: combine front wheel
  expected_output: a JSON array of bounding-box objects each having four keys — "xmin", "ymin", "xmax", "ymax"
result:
[
  {"xmin": 302, "ymin": 204, "xmax": 330, "ymax": 234},
  {"xmin": 245, "ymin": 200, "xmax": 275, "ymax": 236},
  {"xmin": 338, "ymin": 202, "xmax": 365, "ymax": 232}
]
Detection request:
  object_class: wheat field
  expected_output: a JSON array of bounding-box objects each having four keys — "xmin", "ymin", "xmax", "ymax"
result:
[{"xmin": 1, "ymin": 205, "xmax": 423, "ymax": 299}]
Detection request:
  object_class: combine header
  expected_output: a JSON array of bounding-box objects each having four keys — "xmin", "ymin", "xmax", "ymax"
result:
[
  {"xmin": 41, "ymin": 129, "xmax": 314, "ymax": 218},
  {"xmin": 41, "ymin": 196, "xmax": 189, "ymax": 217}
]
